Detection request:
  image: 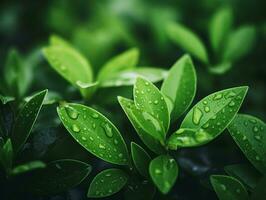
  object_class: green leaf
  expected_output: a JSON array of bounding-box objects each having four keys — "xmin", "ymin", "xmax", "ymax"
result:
[
  {"xmin": 0, "ymin": 94, "xmax": 15, "ymax": 105},
  {"xmin": 168, "ymin": 86, "xmax": 248, "ymax": 149},
  {"xmin": 131, "ymin": 142, "xmax": 151, "ymax": 178},
  {"xmin": 134, "ymin": 77, "xmax": 170, "ymax": 139},
  {"xmin": 49, "ymin": 34, "xmax": 72, "ymax": 48},
  {"xmin": 27, "ymin": 159, "xmax": 91, "ymax": 195},
  {"xmin": 149, "ymin": 155, "xmax": 178, "ymax": 194},
  {"xmin": 98, "ymin": 48, "xmax": 139, "ymax": 81},
  {"xmin": 228, "ymin": 114, "xmax": 266, "ymax": 174},
  {"xmin": 57, "ymin": 103, "xmax": 129, "ymax": 165},
  {"xmin": 210, "ymin": 175, "xmax": 249, "ymax": 200},
  {"xmin": 118, "ymin": 96, "xmax": 165, "ymax": 154},
  {"xmin": 99, "ymin": 67, "xmax": 167, "ymax": 88},
  {"xmin": 11, "ymin": 89, "xmax": 47, "ymax": 153},
  {"xmin": 222, "ymin": 26, "xmax": 256, "ymax": 62},
  {"xmin": 76, "ymin": 81, "xmax": 99, "ymax": 99},
  {"xmin": 43, "ymin": 45, "xmax": 93, "ymax": 98},
  {"xmin": 0, "ymin": 138, "xmax": 13, "ymax": 172},
  {"xmin": 225, "ymin": 164, "xmax": 261, "ymax": 191},
  {"xmin": 166, "ymin": 22, "xmax": 209, "ymax": 63},
  {"xmin": 251, "ymin": 177, "xmax": 266, "ymax": 200},
  {"xmin": 161, "ymin": 55, "xmax": 197, "ymax": 121},
  {"xmin": 208, "ymin": 62, "xmax": 232, "ymax": 75},
  {"xmin": 11, "ymin": 160, "xmax": 46, "ymax": 175},
  {"xmin": 88, "ymin": 168, "xmax": 128, "ymax": 198},
  {"xmin": 209, "ymin": 7, "xmax": 233, "ymax": 52}
]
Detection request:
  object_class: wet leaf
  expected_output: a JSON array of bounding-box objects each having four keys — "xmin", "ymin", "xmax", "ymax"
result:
[
  {"xmin": 210, "ymin": 175, "xmax": 249, "ymax": 200},
  {"xmin": 167, "ymin": 22, "xmax": 209, "ymax": 63},
  {"xmin": 134, "ymin": 77, "xmax": 169, "ymax": 139},
  {"xmin": 118, "ymin": 96, "xmax": 165, "ymax": 154},
  {"xmin": 57, "ymin": 103, "xmax": 129, "ymax": 165},
  {"xmin": 98, "ymin": 48, "xmax": 139, "ymax": 81},
  {"xmin": 43, "ymin": 45, "xmax": 93, "ymax": 98},
  {"xmin": 161, "ymin": 55, "xmax": 196, "ymax": 121},
  {"xmin": 11, "ymin": 160, "xmax": 46, "ymax": 175},
  {"xmin": 225, "ymin": 164, "xmax": 261, "ymax": 191},
  {"xmin": 149, "ymin": 155, "xmax": 178, "ymax": 194},
  {"xmin": 228, "ymin": 114, "xmax": 266, "ymax": 174},
  {"xmin": 100, "ymin": 67, "xmax": 167, "ymax": 88},
  {"xmin": 168, "ymin": 87, "xmax": 248, "ymax": 149},
  {"xmin": 209, "ymin": 7, "xmax": 233, "ymax": 52},
  {"xmin": 11, "ymin": 89, "xmax": 47, "ymax": 153},
  {"xmin": 88, "ymin": 168, "xmax": 128, "ymax": 198},
  {"xmin": 131, "ymin": 142, "xmax": 151, "ymax": 178},
  {"xmin": 27, "ymin": 159, "xmax": 91, "ymax": 195}
]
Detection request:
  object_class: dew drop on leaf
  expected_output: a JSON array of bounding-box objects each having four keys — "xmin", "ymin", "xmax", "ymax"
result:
[
  {"xmin": 213, "ymin": 93, "xmax": 223, "ymax": 100},
  {"xmin": 192, "ymin": 107, "xmax": 203, "ymax": 125},
  {"xmin": 65, "ymin": 106, "xmax": 79, "ymax": 120},
  {"xmin": 72, "ymin": 124, "xmax": 80, "ymax": 133}
]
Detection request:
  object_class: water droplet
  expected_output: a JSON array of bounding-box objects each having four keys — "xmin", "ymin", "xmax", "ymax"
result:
[
  {"xmin": 249, "ymin": 119, "xmax": 257, "ymax": 124},
  {"xmin": 147, "ymin": 89, "xmax": 151, "ymax": 93},
  {"xmin": 255, "ymin": 156, "xmax": 260, "ymax": 161},
  {"xmin": 253, "ymin": 126, "xmax": 259, "ymax": 133},
  {"xmin": 118, "ymin": 153, "xmax": 123, "ymax": 158},
  {"xmin": 108, "ymin": 189, "xmax": 113, "ymax": 193},
  {"xmin": 154, "ymin": 100, "xmax": 159, "ymax": 105},
  {"xmin": 92, "ymin": 113, "xmax": 99, "ymax": 119},
  {"xmin": 145, "ymin": 82, "xmax": 149, "ymax": 86},
  {"xmin": 229, "ymin": 101, "xmax": 235, "ymax": 107},
  {"xmin": 204, "ymin": 106, "xmax": 210, "ymax": 113},
  {"xmin": 89, "ymin": 136, "xmax": 94, "ymax": 141},
  {"xmin": 244, "ymin": 121, "xmax": 248, "ymax": 126},
  {"xmin": 102, "ymin": 123, "xmax": 113, "ymax": 138},
  {"xmin": 213, "ymin": 94, "xmax": 223, "ymax": 100},
  {"xmin": 92, "ymin": 123, "xmax": 96, "ymax": 129},
  {"xmin": 142, "ymin": 112, "xmax": 162, "ymax": 132},
  {"xmin": 220, "ymin": 184, "xmax": 226, "ymax": 191},
  {"xmin": 136, "ymin": 90, "xmax": 139, "ymax": 94},
  {"xmin": 99, "ymin": 144, "xmax": 106, "ymax": 149},
  {"xmin": 203, "ymin": 100, "xmax": 207, "ymax": 105},
  {"xmin": 72, "ymin": 124, "xmax": 80, "ymax": 133},
  {"xmin": 202, "ymin": 123, "xmax": 209, "ymax": 129},
  {"xmin": 254, "ymin": 135, "xmax": 261, "ymax": 141},
  {"xmin": 81, "ymin": 136, "xmax": 87, "ymax": 141},
  {"xmin": 236, "ymin": 189, "xmax": 241, "ymax": 193},
  {"xmin": 155, "ymin": 169, "xmax": 162, "ymax": 174},
  {"xmin": 242, "ymin": 136, "xmax": 247, "ymax": 140},
  {"xmin": 114, "ymin": 139, "xmax": 118, "ymax": 145},
  {"xmin": 192, "ymin": 107, "xmax": 203, "ymax": 125},
  {"xmin": 105, "ymin": 173, "xmax": 111, "ymax": 177},
  {"xmin": 65, "ymin": 106, "xmax": 79, "ymax": 120}
]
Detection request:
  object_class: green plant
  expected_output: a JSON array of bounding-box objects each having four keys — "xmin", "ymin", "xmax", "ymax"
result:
[
  {"xmin": 166, "ymin": 7, "xmax": 256, "ymax": 74},
  {"xmin": 210, "ymin": 114, "xmax": 266, "ymax": 200}
]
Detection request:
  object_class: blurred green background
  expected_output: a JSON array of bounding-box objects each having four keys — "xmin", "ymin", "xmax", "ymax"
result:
[{"xmin": 0, "ymin": 0, "xmax": 265, "ymax": 199}]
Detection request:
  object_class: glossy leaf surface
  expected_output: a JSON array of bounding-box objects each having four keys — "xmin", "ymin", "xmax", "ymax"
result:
[
  {"xmin": 210, "ymin": 175, "xmax": 249, "ymax": 200},
  {"xmin": 228, "ymin": 114, "xmax": 266, "ymax": 174},
  {"xmin": 161, "ymin": 55, "xmax": 196, "ymax": 121},
  {"xmin": 11, "ymin": 89, "xmax": 47, "ymax": 153},
  {"xmin": 57, "ymin": 103, "xmax": 129, "ymax": 165},
  {"xmin": 168, "ymin": 87, "xmax": 248, "ymax": 149},
  {"xmin": 88, "ymin": 168, "xmax": 128, "ymax": 198},
  {"xmin": 149, "ymin": 155, "xmax": 178, "ymax": 194},
  {"xmin": 131, "ymin": 142, "xmax": 151, "ymax": 177}
]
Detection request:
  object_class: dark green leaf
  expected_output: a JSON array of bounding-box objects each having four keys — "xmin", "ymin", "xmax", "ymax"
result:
[
  {"xmin": 88, "ymin": 168, "xmax": 128, "ymax": 198},
  {"xmin": 209, "ymin": 7, "xmax": 233, "ymax": 52},
  {"xmin": 97, "ymin": 48, "xmax": 139, "ymax": 81},
  {"xmin": 118, "ymin": 96, "xmax": 165, "ymax": 154},
  {"xmin": 225, "ymin": 164, "xmax": 261, "ymax": 191},
  {"xmin": 57, "ymin": 103, "xmax": 129, "ymax": 165},
  {"xmin": 167, "ymin": 22, "xmax": 209, "ymax": 63},
  {"xmin": 131, "ymin": 142, "xmax": 151, "ymax": 178},
  {"xmin": 210, "ymin": 175, "xmax": 249, "ymax": 200},
  {"xmin": 134, "ymin": 77, "xmax": 169, "ymax": 140},
  {"xmin": 222, "ymin": 26, "xmax": 256, "ymax": 62},
  {"xmin": 168, "ymin": 87, "xmax": 248, "ymax": 149},
  {"xmin": 149, "ymin": 155, "xmax": 178, "ymax": 194},
  {"xmin": 99, "ymin": 67, "xmax": 167, "ymax": 88},
  {"xmin": 27, "ymin": 159, "xmax": 91, "ymax": 195},
  {"xmin": 0, "ymin": 94, "xmax": 15, "ymax": 105},
  {"xmin": 11, "ymin": 89, "xmax": 47, "ymax": 153},
  {"xmin": 0, "ymin": 138, "xmax": 13, "ymax": 172},
  {"xmin": 161, "ymin": 55, "xmax": 197, "ymax": 121},
  {"xmin": 228, "ymin": 114, "xmax": 266, "ymax": 174},
  {"xmin": 251, "ymin": 177, "xmax": 266, "ymax": 200},
  {"xmin": 11, "ymin": 160, "xmax": 46, "ymax": 175}
]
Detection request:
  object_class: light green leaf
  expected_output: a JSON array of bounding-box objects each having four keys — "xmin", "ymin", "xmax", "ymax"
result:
[
  {"xmin": 57, "ymin": 103, "xmax": 129, "ymax": 165},
  {"xmin": 225, "ymin": 164, "xmax": 261, "ymax": 191},
  {"xmin": 168, "ymin": 87, "xmax": 248, "ymax": 149},
  {"xmin": 228, "ymin": 114, "xmax": 266, "ymax": 174},
  {"xmin": 118, "ymin": 96, "xmax": 165, "ymax": 154},
  {"xmin": 26, "ymin": 159, "xmax": 91, "ymax": 195},
  {"xmin": 88, "ymin": 168, "xmax": 128, "ymax": 198},
  {"xmin": 76, "ymin": 81, "xmax": 99, "ymax": 99},
  {"xmin": 0, "ymin": 138, "xmax": 13, "ymax": 172},
  {"xmin": 210, "ymin": 175, "xmax": 249, "ymax": 200},
  {"xmin": 149, "ymin": 155, "xmax": 178, "ymax": 194},
  {"xmin": 49, "ymin": 34, "xmax": 72, "ymax": 48},
  {"xmin": 43, "ymin": 45, "xmax": 93, "ymax": 98},
  {"xmin": 134, "ymin": 77, "xmax": 169, "ymax": 139},
  {"xmin": 161, "ymin": 55, "xmax": 197, "ymax": 121},
  {"xmin": 98, "ymin": 48, "xmax": 139, "ymax": 81},
  {"xmin": 131, "ymin": 142, "xmax": 151, "ymax": 178},
  {"xmin": 0, "ymin": 94, "xmax": 15, "ymax": 105},
  {"xmin": 222, "ymin": 26, "xmax": 256, "ymax": 62},
  {"xmin": 167, "ymin": 22, "xmax": 209, "ymax": 63},
  {"xmin": 209, "ymin": 7, "xmax": 233, "ymax": 52},
  {"xmin": 11, "ymin": 160, "xmax": 46, "ymax": 175},
  {"xmin": 99, "ymin": 67, "xmax": 167, "ymax": 88},
  {"xmin": 11, "ymin": 89, "xmax": 47, "ymax": 153}
]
